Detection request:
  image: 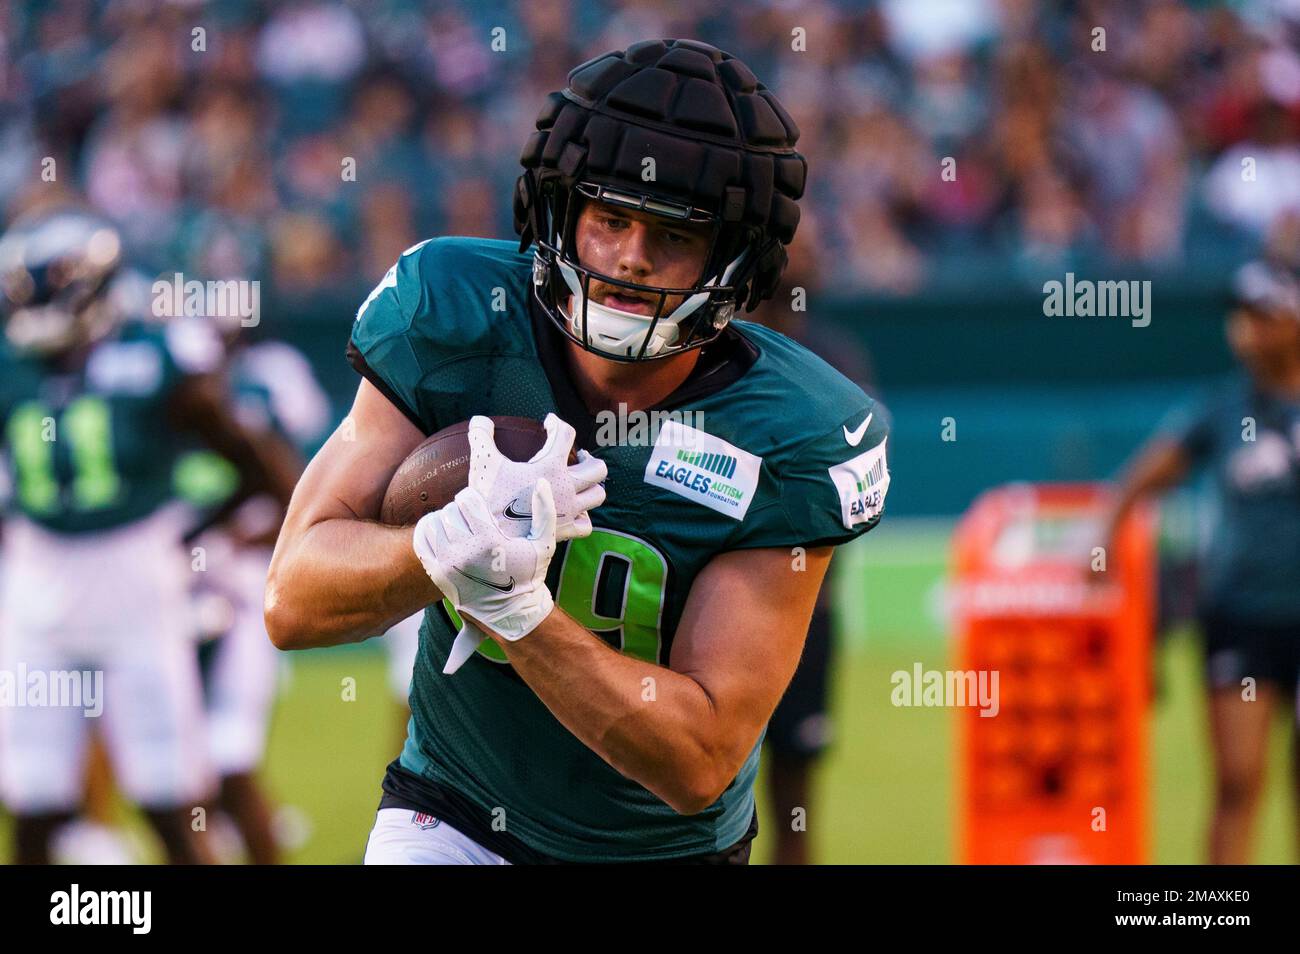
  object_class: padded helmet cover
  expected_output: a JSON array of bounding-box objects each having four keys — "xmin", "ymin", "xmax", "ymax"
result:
[{"xmin": 514, "ymin": 38, "xmax": 807, "ymax": 359}]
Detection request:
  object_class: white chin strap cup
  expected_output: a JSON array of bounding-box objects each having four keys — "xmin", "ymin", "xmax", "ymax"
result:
[
  {"xmin": 555, "ymin": 247, "xmax": 747, "ymax": 359},
  {"xmin": 565, "ymin": 294, "xmax": 689, "ymax": 358}
]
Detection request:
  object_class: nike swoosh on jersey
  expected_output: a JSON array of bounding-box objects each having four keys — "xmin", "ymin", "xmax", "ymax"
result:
[
  {"xmin": 453, "ymin": 567, "xmax": 515, "ymax": 592},
  {"xmin": 843, "ymin": 412, "xmax": 873, "ymax": 447}
]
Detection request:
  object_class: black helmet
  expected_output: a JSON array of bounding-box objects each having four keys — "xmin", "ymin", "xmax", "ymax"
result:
[
  {"xmin": 0, "ymin": 206, "xmax": 124, "ymax": 355},
  {"xmin": 514, "ymin": 38, "xmax": 807, "ymax": 361}
]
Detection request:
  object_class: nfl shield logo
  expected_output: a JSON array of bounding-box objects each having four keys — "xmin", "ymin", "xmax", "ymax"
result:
[{"xmin": 411, "ymin": 812, "xmax": 441, "ymax": 830}]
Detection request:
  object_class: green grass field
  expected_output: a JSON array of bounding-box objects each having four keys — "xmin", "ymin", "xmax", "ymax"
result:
[{"xmin": 2, "ymin": 518, "xmax": 1294, "ymax": 863}]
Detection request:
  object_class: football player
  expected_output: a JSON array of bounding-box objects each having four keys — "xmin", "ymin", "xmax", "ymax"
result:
[
  {"xmin": 266, "ymin": 39, "xmax": 891, "ymax": 864},
  {"xmin": 1098, "ymin": 260, "xmax": 1300, "ymax": 864},
  {"xmin": 0, "ymin": 206, "xmax": 298, "ymax": 864}
]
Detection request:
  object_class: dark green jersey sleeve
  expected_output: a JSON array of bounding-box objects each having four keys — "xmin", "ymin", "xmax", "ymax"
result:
[
  {"xmin": 346, "ymin": 238, "xmax": 435, "ymax": 432},
  {"xmin": 726, "ymin": 399, "xmax": 891, "ymax": 551},
  {"xmin": 346, "ymin": 237, "xmax": 537, "ymax": 434}
]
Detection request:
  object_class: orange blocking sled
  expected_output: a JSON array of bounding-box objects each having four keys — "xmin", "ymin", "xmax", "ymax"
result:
[{"xmin": 952, "ymin": 483, "xmax": 1155, "ymax": 864}]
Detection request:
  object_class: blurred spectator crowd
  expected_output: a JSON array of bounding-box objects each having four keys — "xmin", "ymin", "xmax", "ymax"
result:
[{"xmin": 1, "ymin": 0, "xmax": 1299, "ymax": 304}]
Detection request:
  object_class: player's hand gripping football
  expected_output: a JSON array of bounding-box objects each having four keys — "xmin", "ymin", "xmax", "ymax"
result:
[
  {"xmin": 414, "ymin": 412, "xmax": 606, "ymax": 674},
  {"xmin": 466, "ymin": 413, "xmax": 606, "ymax": 541},
  {"xmin": 414, "ymin": 479, "xmax": 559, "ymax": 666}
]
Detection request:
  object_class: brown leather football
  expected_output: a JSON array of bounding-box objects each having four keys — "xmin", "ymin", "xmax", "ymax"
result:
[{"xmin": 380, "ymin": 416, "xmax": 573, "ymax": 526}]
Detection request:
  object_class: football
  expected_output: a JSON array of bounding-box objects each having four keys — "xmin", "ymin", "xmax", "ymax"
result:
[{"xmin": 380, "ymin": 416, "xmax": 574, "ymax": 526}]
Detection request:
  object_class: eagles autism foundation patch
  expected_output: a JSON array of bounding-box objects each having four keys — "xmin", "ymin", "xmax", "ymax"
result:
[{"xmin": 643, "ymin": 421, "xmax": 762, "ymax": 521}]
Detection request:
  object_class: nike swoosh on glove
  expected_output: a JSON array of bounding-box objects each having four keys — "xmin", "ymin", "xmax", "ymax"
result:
[
  {"xmin": 413, "ymin": 478, "xmax": 558, "ymax": 673},
  {"xmin": 466, "ymin": 413, "xmax": 606, "ymax": 542}
]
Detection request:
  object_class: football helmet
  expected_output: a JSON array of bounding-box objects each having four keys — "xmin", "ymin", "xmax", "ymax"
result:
[
  {"xmin": 1231, "ymin": 260, "xmax": 1300, "ymax": 320},
  {"xmin": 513, "ymin": 39, "xmax": 807, "ymax": 361},
  {"xmin": 0, "ymin": 207, "xmax": 124, "ymax": 356}
]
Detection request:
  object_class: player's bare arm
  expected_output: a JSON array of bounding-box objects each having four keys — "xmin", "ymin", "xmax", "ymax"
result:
[
  {"xmin": 478, "ymin": 545, "xmax": 832, "ymax": 815},
  {"xmin": 170, "ymin": 371, "xmax": 304, "ymax": 543},
  {"xmin": 265, "ymin": 378, "xmax": 440, "ymax": 649},
  {"xmin": 1097, "ymin": 437, "xmax": 1190, "ymax": 563}
]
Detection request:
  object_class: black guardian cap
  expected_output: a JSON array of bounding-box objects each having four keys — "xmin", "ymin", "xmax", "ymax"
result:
[{"xmin": 514, "ymin": 38, "xmax": 807, "ymax": 361}]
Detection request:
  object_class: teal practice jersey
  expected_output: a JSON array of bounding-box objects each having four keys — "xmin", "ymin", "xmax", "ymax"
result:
[
  {"xmin": 349, "ymin": 236, "xmax": 891, "ymax": 862},
  {"xmin": 0, "ymin": 317, "xmax": 220, "ymax": 534}
]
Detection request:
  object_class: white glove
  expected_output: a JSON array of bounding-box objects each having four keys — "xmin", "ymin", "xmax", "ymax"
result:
[
  {"xmin": 466, "ymin": 413, "xmax": 606, "ymax": 542},
  {"xmin": 413, "ymin": 479, "xmax": 558, "ymax": 674}
]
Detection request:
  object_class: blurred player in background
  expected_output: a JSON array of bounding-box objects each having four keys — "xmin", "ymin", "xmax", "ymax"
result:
[
  {"xmin": 1099, "ymin": 260, "xmax": 1300, "ymax": 864},
  {"xmin": 0, "ymin": 204, "xmax": 297, "ymax": 863},
  {"xmin": 177, "ymin": 316, "xmax": 329, "ymax": 864}
]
